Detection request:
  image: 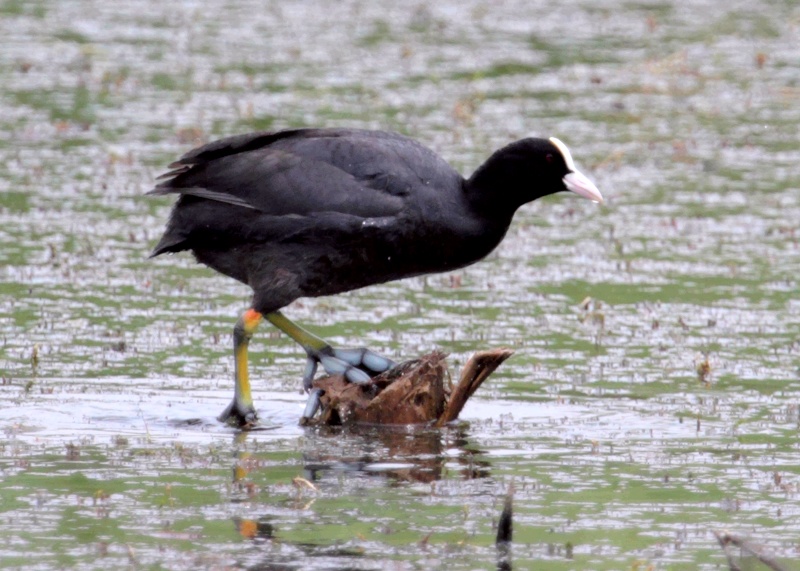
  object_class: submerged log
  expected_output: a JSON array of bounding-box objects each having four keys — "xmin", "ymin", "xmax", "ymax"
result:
[{"xmin": 302, "ymin": 348, "xmax": 514, "ymax": 427}]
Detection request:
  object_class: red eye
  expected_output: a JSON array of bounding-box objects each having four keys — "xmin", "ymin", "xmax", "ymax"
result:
[{"xmin": 546, "ymin": 153, "xmax": 554, "ymax": 163}]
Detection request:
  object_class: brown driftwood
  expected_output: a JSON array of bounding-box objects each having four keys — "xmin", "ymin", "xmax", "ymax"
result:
[{"xmin": 303, "ymin": 348, "xmax": 514, "ymax": 427}]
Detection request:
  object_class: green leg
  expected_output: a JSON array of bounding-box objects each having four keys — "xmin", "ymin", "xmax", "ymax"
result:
[
  {"xmin": 266, "ymin": 310, "xmax": 395, "ymax": 389},
  {"xmin": 218, "ymin": 309, "xmax": 263, "ymax": 427},
  {"xmin": 265, "ymin": 310, "xmax": 329, "ymax": 353},
  {"xmin": 217, "ymin": 309, "xmax": 395, "ymax": 427}
]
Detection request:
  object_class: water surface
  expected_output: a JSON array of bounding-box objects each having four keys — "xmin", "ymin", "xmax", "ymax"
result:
[{"xmin": 1, "ymin": 0, "xmax": 799, "ymax": 569}]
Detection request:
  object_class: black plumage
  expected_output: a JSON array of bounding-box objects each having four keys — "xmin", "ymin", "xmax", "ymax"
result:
[
  {"xmin": 151, "ymin": 128, "xmax": 599, "ymax": 312},
  {"xmin": 149, "ymin": 127, "xmax": 602, "ymax": 425}
]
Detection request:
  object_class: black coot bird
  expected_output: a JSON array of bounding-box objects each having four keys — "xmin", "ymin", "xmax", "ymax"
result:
[{"xmin": 149, "ymin": 128, "xmax": 602, "ymax": 425}]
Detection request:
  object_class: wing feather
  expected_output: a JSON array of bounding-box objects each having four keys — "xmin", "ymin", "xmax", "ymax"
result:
[{"xmin": 150, "ymin": 128, "xmax": 455, "ymax": 218}]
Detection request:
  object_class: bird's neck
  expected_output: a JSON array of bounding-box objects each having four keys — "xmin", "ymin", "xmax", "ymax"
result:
[{"xmin": 463, "ymin": 167, "xmax": 524, "ymax": 220}]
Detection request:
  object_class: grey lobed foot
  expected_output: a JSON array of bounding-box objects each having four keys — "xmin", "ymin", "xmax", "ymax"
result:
[
  {"xmin": 319, "ymin": 355, "xmax": 372, "ymax": 384},
  {"xmin": 218, "ymin": 398, "xmax": 258, "ymax": 427},
  {"xmin": 305, "ymin": 347, "xmax": 396, "ymax": 387},
  {"xmin": 331, "ymin": 348, "xmax": 395, "ymax": 373},
  {"xmin": 301, "ymin": 388, "xmax": 325, "ymax": 420},
  {"xmin": 301, "ymin": 357, "xmax": 318, "ymax": 391}
]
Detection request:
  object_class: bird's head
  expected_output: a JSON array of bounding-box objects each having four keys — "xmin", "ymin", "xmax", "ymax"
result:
[
  {"xmin": 467, "ymin": 136, "xmax": 603, "ymax": 213},
  {"xmin": 546, "ymin": 137, "xmax": 603, "ymax": 204}
]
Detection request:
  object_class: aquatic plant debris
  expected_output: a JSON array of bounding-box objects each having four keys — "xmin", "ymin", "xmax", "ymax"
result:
[{"xmin": 303, "ymin": 348, "xmax": 514, "ymax": 426}]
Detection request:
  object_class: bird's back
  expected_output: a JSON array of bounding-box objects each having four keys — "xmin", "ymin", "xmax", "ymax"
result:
[{"xmin": 152, "ymin": 128, "xmax": 455, "ymax": 219}]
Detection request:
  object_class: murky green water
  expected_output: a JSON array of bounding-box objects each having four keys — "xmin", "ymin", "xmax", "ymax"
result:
[{"xmin": 2, "ymin": 0, "xmax": 799, "ymax": 569}]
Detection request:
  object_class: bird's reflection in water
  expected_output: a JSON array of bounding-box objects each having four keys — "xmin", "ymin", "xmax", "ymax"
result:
[
  {"xmin": 230, "ymin": 423, "xmax": 489, "ymax": 488},
  {"xmin": 226, "ymin": 424, "xmax": 506, "ymax": 570},
  {"xmin": 299, "ymin": 423, "xmax": 490, "ymax": 484}
]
